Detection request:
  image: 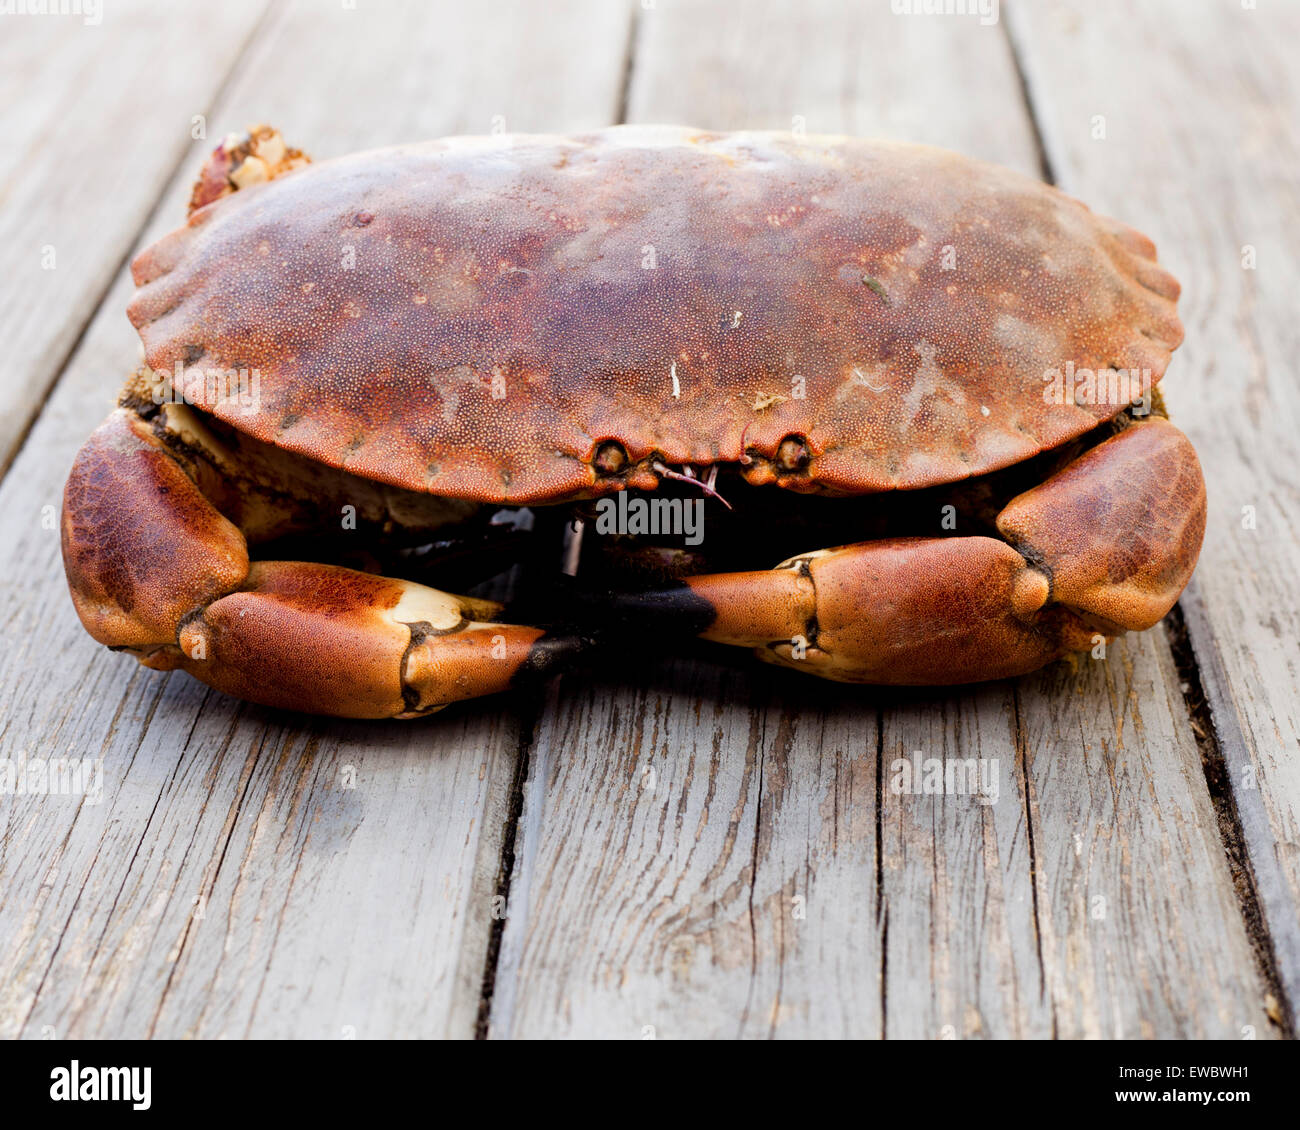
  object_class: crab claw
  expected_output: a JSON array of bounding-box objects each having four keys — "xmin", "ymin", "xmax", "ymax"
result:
[
  {"xmin": 165, "ymin": 562, "xmax": 584, "ymax": 719},
  {"xmin": 685, "ymin": 537, "xmax": 1084, "ymax": 683},
  {"xmin": 596, "ymin": 417, "xmax": 1206, "ymax": 685},
  {"xmin": 62, "ymin": 407, "xmax": 585, "ymax": 718}
]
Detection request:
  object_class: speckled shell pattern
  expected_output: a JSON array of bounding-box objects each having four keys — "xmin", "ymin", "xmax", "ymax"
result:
[{"xmin": 126, "ymin": 126, "xmax": 1183, "ymax": 503}]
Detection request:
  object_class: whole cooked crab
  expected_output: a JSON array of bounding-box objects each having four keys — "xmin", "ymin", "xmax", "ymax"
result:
[{"xmin": 61, "ymin": 125, "xmax": 1205, "ymax": 719}]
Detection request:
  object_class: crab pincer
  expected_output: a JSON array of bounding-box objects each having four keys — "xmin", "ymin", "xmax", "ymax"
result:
[
  {"xmin": 656, "ymin": 418, "xmax": 1205, "ymax": 684},
  {"xmin": 62, "ymin": 408, "xmax": 584, "ymax": 718}
]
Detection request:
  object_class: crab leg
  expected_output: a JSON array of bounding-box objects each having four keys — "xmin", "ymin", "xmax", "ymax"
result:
[
  {"xmin": 187, "ymin": 124, "xmax": 308, "ymax": 215},
  {"xmin": 618, "ymin": 418, "xmax": 1205, "ymax": 685},
  {"xmin": 62, "ymin": 408, "xmax": 578, "ymax": 718}
]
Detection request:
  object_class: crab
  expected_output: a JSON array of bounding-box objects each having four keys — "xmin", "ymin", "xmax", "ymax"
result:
[{"xmin": 61, "ymin": 125, "xmax": 1205, "ymax": 719}]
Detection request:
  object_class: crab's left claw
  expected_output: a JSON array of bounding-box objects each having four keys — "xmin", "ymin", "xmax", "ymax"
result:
[
  {"xmin": 683, "ymin": 536, "xmax": 1087, "ymax": 684},
  {"xmin": 62, "ymin": 407, "xmax": 584, "ymax": 718},
  {"xmin": 608, "ymin": 417, "xmax": 1206, "ymax": 685}
]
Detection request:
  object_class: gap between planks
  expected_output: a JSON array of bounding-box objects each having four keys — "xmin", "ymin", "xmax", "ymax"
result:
[
  {"xmin": 1167, "ymin": 597, "xmax": 1295, "ymax": 1035},
  {"xmin": 473, "ymin": 685, "xmax": 546, "ymax": 1039}
]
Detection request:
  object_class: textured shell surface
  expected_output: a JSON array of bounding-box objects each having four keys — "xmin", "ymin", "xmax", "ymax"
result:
[{"xmin": 127, "ymin": 125, "xmax": 1183, "ymax": 502}]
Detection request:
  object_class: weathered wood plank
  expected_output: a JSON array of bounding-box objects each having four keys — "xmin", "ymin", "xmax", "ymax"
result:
[
  {"xmin": 487, "ymin": 0, "xmax": 1274, "ymax": 1038},
  {"xmin": 877, "ymin": 682, "xmax": 1045, "ymax": 1040},
  {"xmin": 0, "ymin": 0, "xmax": 630, "ymax": 1039},
  {"xmin": 1015, "ymin": 631, "xmax": 1273, "ymax": 1038},
  {"xmin": 1008, "ymin": 0, "xmax": 1300, "ymax": 1022},
  {"xmin": 490, "ymin": 657, "xmax": 886, "ymax": 1040},
  {"xmin": 626, "ymin": 0, "xmax": 1037, "ymax": 172},
  {"xmin": 0, "ymin": 0, "xmax": 269, "ymax": 474}
]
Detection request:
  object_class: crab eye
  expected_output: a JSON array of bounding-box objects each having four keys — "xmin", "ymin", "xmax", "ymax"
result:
[
  {"xmin": 776, "ymin": 434, "xmax": 811, "ymax": 471},
  {"xmin": 594, "ymin": 440, "xmax": 628, "ymax": 474}
]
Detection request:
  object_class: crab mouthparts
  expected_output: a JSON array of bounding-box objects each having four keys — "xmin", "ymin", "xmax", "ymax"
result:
[{"xmin": 651, "ymin": 462, "xmax": 732, "ymax": 509}]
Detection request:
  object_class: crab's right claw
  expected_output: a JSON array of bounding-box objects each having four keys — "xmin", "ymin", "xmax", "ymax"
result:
[
  {"xmin": 167, "ymin": 561, "xmax": 578, "ymax": 719},
  {"xmin": 62, "ymin": 408, "xmax": 581, "ymax": 719}
]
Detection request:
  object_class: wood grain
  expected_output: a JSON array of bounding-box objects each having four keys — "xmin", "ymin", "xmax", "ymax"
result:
[
  {"xmin": 486, "ymin": 0, "xmax": 1275, "ymax": 1039},
  {"xmin": 1008, "ymin": 0, "xmax": 1300, "ymax": 1021},
  {"xmin": 0, "ymin": 0, "xmax": 630, "ymax": 1040}
]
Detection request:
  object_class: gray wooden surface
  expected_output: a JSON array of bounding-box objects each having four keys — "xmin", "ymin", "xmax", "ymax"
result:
[{"xmin": 0, "ymin": 0, "xmax": 1294, "ymax": 1040}]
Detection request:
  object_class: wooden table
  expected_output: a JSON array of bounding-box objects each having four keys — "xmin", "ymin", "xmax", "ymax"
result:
[{"xmin": 1, "ymin": 0, "xmax": 1296, "ymax": 1040}]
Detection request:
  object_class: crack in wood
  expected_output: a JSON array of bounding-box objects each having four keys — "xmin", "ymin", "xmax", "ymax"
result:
[
  {"xmin": 1166, "ymin": 599, "xmax": 1295, "ymax": 1037},
  {"xmin": 615, "ymin": 3, "xmax": 641, "ymax": 126},
  {"xmin": 1001, "ymin": 6, "xmax": 1059, "ymax": 188},
  {"xmin": 473, "ymin": 691, "xmax": 542, "ymax": 1040}
]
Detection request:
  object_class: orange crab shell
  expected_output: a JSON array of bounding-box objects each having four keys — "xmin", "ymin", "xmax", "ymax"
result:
[{"xmin": 126, "ymin": 126, "xmax": 1182, "ymax": 504}]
